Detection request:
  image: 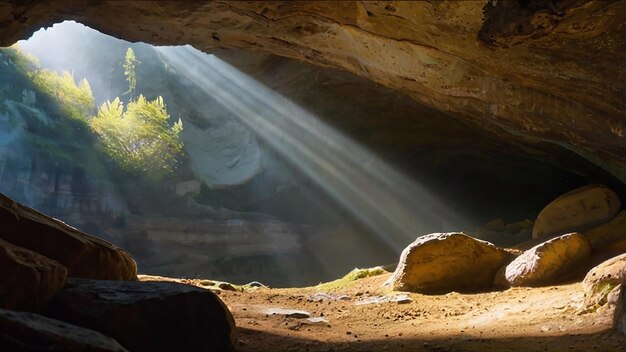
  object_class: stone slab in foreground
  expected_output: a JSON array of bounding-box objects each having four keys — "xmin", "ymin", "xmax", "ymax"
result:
[
  {"xmin": 0, "ymin": 308, "xmax": 128, "ymax": 351},
  {"xmin": 45, "ymin": 278, "xmax": 235, "ymax": 352}
]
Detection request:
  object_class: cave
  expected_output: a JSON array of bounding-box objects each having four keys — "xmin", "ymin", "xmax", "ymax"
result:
[{"xmin": 1, "ymin": 2, "xmax": 625, "ymax": 352}]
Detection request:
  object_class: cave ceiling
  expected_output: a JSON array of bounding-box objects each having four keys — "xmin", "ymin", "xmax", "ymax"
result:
[{"xmin": 1, "ymin": 0, "xmax": 625, "ymax": 182}]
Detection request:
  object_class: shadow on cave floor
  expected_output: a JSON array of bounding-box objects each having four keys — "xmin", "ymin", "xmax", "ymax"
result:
[{"xmin": 235, "ymin": 327, "xmax": 625, "ymax": 352}]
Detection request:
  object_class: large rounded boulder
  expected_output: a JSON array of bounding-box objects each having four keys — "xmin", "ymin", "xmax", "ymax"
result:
[
  {"xmin": 495, "ymin": 232, "xmax": 591, "ymax": 287},
  {"xmin": 385, "ymin": 232, "xmax": 511, "ymax": 294},
  {"xmin": 532, "ymin": 184, "xmax": 621, "ymax": 239},
  {"xmin": 0, "ymin": 193, "xmax": 137, "ymax": 280}
]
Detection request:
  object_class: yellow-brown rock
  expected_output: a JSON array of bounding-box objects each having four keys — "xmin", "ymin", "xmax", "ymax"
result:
[
  {"xmin": 584, "ymin": 211, "xmax": 626, "ymax": 250},
  {"xmin": 0, "ymin": 239, "xmax": 67, "ymax": 311},
  {"xmin": 0, "ymin": 193, "xmax": 137, "ymax": 281},
  {"xmin": 583, "ymin": 253, "xmax": 626, "ymax": 309},
  {"xmin": 386, "ymin": 232, "xmax": 510, "ymax": 294},
  {"xmin": 532, "ymin": 185, "xmax": 621, "ymax": 239},
  {"xmin": 497, "ymin": 233, "xmax": 590, "ymax": 287}
]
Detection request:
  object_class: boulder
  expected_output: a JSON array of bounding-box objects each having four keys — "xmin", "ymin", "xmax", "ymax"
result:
[
  {"xmin": 45, "ymin": 279, "xmax": 235, "ymax": 352},
  {"xmin": 584, "ymin": 211, "xmax": 626, "ymax": 250},
  {"xmin": 385, "ymin": 232, "xmax": 511, "ymax": 294},
  {"xmin": 0, "ymin": 239, "xmax": 67, "ymax": 310},
  {"xmin": 532, "ymin": 184, "xmax": 621, "ymax": 239},
  {"xmin": 0, "ymin": 193, "xmax": 137, "ymax": 280},
  {"xmin": 583, "ymin": 253, "xmax": 626, "ymax": 309},
  {"xmin": 0, "ymin": 308, "xmax": 128, "ymax": 351},
  {"xmin": 496, "ymin": 233, "xmax": 590, "ymax": 287}
]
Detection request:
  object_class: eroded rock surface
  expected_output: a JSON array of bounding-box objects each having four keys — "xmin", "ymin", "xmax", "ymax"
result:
[
  {"xmin": 0, "ymin": 239, "xmax": 67, "ymax": 311},
  {"xmin": 496, "ymin": 233, "xmax": 590, "ymax": 288},
  {"xmin": 583, "ymin": 253, "xmax": 626, "ymax": 309},
  {"xmin": 532, "ymin": 185, "xmax": 621, "ymax": 239},
  {"xmin": 0, "ymin": 308, "xmax": 128, "ymax": 352},
  {"xmin": 386, "ymin": 232, "xmax": 511, "ymax": 294},
  {"xmin": 0, "ymin": 193, "xmax": 137, "ymax": 280},
  {"xmin": 45, "ymin": 279, "xmax": 235, "ymax": 352}
]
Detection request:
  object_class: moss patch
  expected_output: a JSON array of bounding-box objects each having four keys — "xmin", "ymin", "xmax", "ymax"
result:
[{"xmin": 315, "ymin": 266, "xmax": 388, "ymax": 292}]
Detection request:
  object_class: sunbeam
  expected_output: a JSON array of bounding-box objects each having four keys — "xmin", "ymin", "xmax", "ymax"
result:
[{"xmin": 157, "ymin": 45, "xmax": 468, "ymax": 251}]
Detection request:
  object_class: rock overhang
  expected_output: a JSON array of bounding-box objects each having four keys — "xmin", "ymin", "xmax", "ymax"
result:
[{"xmin": 0, "ymin": 0, "xmax": 624, "ymax": 186}]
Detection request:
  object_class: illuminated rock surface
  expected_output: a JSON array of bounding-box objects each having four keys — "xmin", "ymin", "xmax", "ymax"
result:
[
  {"xmin": 496, "ymin": 232, "xmax": 591, "ymax": 287},
  {"xmin": 583, "ymin": 252, "xmax": 626, "ymax": 309},
  {"xmin": 532, "ymin": 184, "xmax": 621, "ymax": 239},
  {"xmin": 386, "ymin": 232, "xmax": 511, "ymax": 293}
]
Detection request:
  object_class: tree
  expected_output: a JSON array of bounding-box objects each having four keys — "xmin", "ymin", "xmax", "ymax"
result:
[
  {"xmin": 90, "ymin": 95, "xmax": 183, "ymax": 177},
  {"xmin": 122, "ymin": 48, "xmax": 140, "ymax": 100},
  {"xmin": 31, "ymin": 70, "xmax": 94, "ymax": 121},
  {"xmin": 4, "ymin": 45, "xmax": 95, "ymax": 122}
]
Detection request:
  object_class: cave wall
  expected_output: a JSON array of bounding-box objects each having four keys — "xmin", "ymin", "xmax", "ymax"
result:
[{"xmin": 1, "ymin": 1, "xmax": 625, "ymax": 184}]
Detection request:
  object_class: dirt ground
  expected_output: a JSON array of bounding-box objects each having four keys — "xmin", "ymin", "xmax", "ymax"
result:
[{"xmin": 141, "ymin": 273, "xmax": 626, "ymax": 352}]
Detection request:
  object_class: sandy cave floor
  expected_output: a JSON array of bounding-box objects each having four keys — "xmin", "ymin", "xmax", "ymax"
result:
[{"xmin": 140, "ymin": 273, "xmax": 626, "ymax": 352}]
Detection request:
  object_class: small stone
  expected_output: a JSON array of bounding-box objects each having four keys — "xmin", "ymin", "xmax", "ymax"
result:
[
  {"xmin": 264, "ymin": 308, "xmax": 311, "ymax": 319},
  {"xmin": 218, "ymin": 282, "xmax": 238, "ymax": 291}
]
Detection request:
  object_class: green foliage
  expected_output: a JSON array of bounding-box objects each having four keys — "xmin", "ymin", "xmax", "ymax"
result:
[
  {"xmin": 90, "ymin": 95, "xmax": 183, "ymax": 177},
  {"xmin": 315, "ymin": 266, "xmax": 388, "ymax": 292},
  {"xmin": 122, "ymin": 47, "xmax": 140, "ymax": 100},
  {"xmin": 30, "ymin": 70, "xmax": 94, "ymax": 121},
  {"xmin": 1, "ymin": 45, "xmax": 39, "ymax": 72},
  {"xmin": 3, "ymin": 44, "xmax": 95, "ymax": 122}
]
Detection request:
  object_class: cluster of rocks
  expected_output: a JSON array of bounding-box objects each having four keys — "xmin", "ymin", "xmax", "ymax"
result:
[
  {"xmin": 0, "ymin": 192, "xmax": 235, "ymax": 351},
  {"xmin": 386, "ymin": 184, "xmax": 626, "ymax": 330}
]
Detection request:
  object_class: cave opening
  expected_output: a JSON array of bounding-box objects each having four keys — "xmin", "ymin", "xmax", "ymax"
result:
[
  {"xmin": 1, "ymin": 20, "xmax": 623, "ymax": 288},
  {"xmin": 1, "ymin": 0, "xmax": 626, "ymax": 350}
]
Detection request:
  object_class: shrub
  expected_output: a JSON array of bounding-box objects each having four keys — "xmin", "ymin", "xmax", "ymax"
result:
[{"xmin": 90, "ymin": 95, "xmax": 183, "ymax": 177}]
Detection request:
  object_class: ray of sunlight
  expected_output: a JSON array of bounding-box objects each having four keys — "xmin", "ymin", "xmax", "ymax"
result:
[{"xmin": 156, "ymin": 45, "xmax": 468, "ymax": 251}]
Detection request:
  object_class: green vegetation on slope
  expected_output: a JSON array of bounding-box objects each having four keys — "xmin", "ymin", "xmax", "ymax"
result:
[
  {"xmin": 90, "ymin": 47, "xmax": 184, "ymax": 178},
  {"xmin": 90, "ymin": 95, "xmax": 183, "ymax": 177}
]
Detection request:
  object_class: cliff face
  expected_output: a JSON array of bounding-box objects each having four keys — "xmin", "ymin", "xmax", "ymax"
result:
[{"xmin": 1, "ymin": 1, "xmax": 625, "ymax": 183}]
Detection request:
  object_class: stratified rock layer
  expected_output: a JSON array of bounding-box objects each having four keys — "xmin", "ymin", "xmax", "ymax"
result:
[
  {"xmin": 0, "ymin": 308, "xmax": 128, "ymax": 352},
  {"xmin": 45, "ymin": 279, "xmax": 235, "ymax": 352},
  {"xmin": 0, "ymin": 193, "xmax": 137, "ymax": 280},
  {"xmin": 0, "ymin": 239, "xmax": 67, "ymax": 310},
  {"xmin": 386, "ymin": 232, "xmax": 510, "ymax": 294},
  {"xmin": 532, "ymin": 185, "xmax": 621, "ymax": 239},
  {"xmin": 496, "ymin": 233, "xmax": 591, "ymax": 288}
]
